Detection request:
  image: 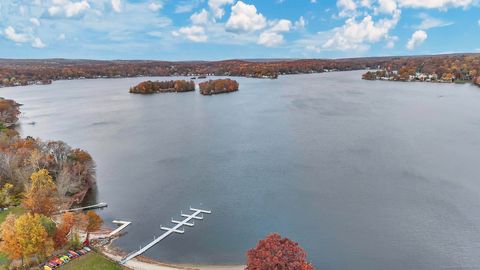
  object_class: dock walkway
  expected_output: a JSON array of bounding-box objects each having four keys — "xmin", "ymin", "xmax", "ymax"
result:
[{"xmin": 120, "ymin": 207, "xmax": 211, "ymax": 264}]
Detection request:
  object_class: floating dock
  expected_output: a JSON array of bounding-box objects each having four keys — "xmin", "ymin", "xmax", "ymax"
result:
[
  {"xmin": 109, "ymin": 220, "xmax": 132, "ymax": 237},
  {"xmin": 120, "ymin": 207, "xmax": 211, "ymax": 264}
]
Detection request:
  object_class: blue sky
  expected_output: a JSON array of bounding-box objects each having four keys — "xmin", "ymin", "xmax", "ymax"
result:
[{"xmin": 1, "ymin": 0, "xmax": 479, "ymax": 60}]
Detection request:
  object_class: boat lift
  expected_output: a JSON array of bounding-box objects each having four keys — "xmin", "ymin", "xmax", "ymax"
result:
[{"xmin": 119, "ymin": 207, "xmax": 211, "ymax": 265}]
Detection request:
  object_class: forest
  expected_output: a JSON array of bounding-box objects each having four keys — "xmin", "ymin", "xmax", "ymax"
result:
[
  {"xmin": 0, "ymin": 99, "xmax": 96, "ymax": 208},
  {"xmin": 3, "ymin": 55, "xmax": 473, "ymax": 87},
  {"xmin": 199, "ymin": 79, "xmax": 239, "ymax": 95},
  {"xmin": 129, "ymin": 80, "xmax": 195, "ymax": 94},
  {"xmin": 0, "ymin": 99, "xmax": 102, "ymax": 269}
]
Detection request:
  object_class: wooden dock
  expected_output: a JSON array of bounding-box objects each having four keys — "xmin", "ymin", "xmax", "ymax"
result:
[{"xmin": 59, "ymin": 202, "xmax": 108, "ymax": 213}]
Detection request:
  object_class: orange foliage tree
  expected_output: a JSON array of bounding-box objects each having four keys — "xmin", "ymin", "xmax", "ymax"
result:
[
  {"xmin": 0, "ymin": 214, "xmax": 22, "ymax": 261},
  {"xmin": 53, "ymin": 212, "xmax": 76, "ymax": 249},
  {"xmin": 84, "ymin": 210, "xmax": 103, "ymax": 233},
  {"xmin": 246, "ymin": 233, "xmax": 314, "ymax": 270}
]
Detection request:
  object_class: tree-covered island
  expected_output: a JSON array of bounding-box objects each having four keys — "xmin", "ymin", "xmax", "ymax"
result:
[
  {"xmin": 199, "ymin": 79, "xmax": 239, "ymax": 95},
  {"xmin": 129, "ymin": 80, "xmax": 195, "ymax": 94}
]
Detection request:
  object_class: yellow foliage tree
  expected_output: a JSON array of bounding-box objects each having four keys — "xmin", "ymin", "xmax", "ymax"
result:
[
  {"xmin": 22, "ymin": 169, "xmax": 58, "ymax": 216},
  {"xmin": 0, "ymin": 183, "xmax": 14, "ymax": 207},
  {"xmin": 0, "ymin": 213, "xmax": 54, "ymax": 266},
  {"xmin": 15, "ymin": 213, "xmax": 54, "ymax": 263}
]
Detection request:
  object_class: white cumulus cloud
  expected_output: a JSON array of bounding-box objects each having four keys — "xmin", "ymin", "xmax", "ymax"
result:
[
  {"xmin": 257, "ymin": 19, "xmax": 292, "ymax": 47},
  {"xmin": 112, "ymin": 0, "xmax": 122, "ymax": 13},
  {"xmin": 406, "ymin": 30, "xmax": 427, "ymax": 49},
  {"xmin": 30, "ymin": 18, "xmax": 41, "ymax": 26},
  {"xmin": 226, "ymin": 1, "xmax": 267, "ymax": 33},
  {"xmin": 324, "ymin": 9, "xmax": 400, "ymax": 51},
  {"xmin": 172, "ymin": 26, "xmax": 208, "ymax": 42},
  {"xmin": 337, "ymin": 0, "xmax": 357, "ymax": 17},
  {"xmin": 4, "ymin": 26, "xmax": 30, "ymax": 43},
  {"xmin": 397, "ymin": 0, "xmax": 473, "ymax": 8},
  {"xmin": 375, "ymin": 0, "xmax": 397, "ymax": 14},
  {"xmin": 294, "ymin": 16, "xmax": 306, "ymax": 29},
  {"xmin": 208, "ymin": 0, "xmax": 234, "ymax": 19},
  {"xmin": 191, "ymin": 9, "xmax": 210, "ymax": 25},
  {"xmin": 32, "ymin": 37, "xmax": 46, "ymax": 48},
  {"xmin": 4, "ymin": 26, "xmax": 46, "ymax": 48},
  {"xmin": 269, "ymin": 19, "xmax": 292, "ymax": 32},
  {"xmin": 258, "ymin": 32, "xmax": 284, "ymax": 47},
  {"xmin": 148, "ymin": 2, "xmax": 163, "ymax": 12},
  {"xmin": 48, "ymin": 0, "xmax": 90, "ymax": 18}
]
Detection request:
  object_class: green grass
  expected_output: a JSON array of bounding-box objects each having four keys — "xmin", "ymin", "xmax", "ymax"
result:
[
  {"xmin": 0, "ymin": 206, "xmax": 25, "ymax": 225},
  {"xmin": 0, "ymin": 253, "xmax": 9, "ymax": 270},
  {"xmin": 59, "ymin": 252, "xmax": 123, "ymax": 270}
]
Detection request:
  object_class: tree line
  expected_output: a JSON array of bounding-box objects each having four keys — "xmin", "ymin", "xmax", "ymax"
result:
[
  {"xmin": 0, "ymin": 55, "xmax": 453, "ymax": 87},
  {"xmin": 362, "ymin": 54, "xmax": 480, "ymax": 86}
]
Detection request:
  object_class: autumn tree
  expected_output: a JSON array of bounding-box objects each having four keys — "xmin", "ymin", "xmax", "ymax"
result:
[
  {"xmin": 77, "ymin": 210, "xmax": 103, "ymax": 242},
  {"xmin": 0, "ymin": 183, "xmax": 14, "ymax": 207},
  {"xmin": 84, "ymin": 210, "xmax": 103, "ymax": 232},
  {"xmin": 246, "ymin": 233, "xmax": 314, "ymax": 270},
  {"xmin": 22, "ymin": 169, "xmax": 58, "ymax": 216},
  {"xmin": 0, "ymin": 214, "xmax": 22, "ymax": 261},
  {"xmin": 53, "ymin": 212, "xmax": 76, "ymax": 249},
  {"xmin": 0, "ymin": 213, "xmax": 54, "ymax": 266},
  {"xmin": 16, "ymin": 213, "xmax": 54, "ymax": 263}
]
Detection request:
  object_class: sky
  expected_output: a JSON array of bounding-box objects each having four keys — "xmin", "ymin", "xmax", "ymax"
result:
[{"xmin": 0, "ymin": 0, "xmax": 479, "ymax": 60}]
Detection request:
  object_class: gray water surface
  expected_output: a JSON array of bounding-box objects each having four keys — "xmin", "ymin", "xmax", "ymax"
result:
[{"xmin": 2, "ymin": 71, "xmax": 480, "ymax": 270}]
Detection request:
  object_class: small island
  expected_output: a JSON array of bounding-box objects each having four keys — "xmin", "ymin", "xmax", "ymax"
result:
[
  {"xmin": 129, "ymin": 80, "xmax": 195, "ymax": 94},
  {"xmin": 199, "ymin": 79, "xmax": 239, "ymax": 95}
]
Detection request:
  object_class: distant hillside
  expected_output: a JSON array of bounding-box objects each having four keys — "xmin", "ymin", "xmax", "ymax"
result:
[{"xmin": 0, "ymin": 53, "xmax": 479, "ymax": 87}]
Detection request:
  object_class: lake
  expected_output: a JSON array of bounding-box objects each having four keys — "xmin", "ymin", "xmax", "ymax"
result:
[{"xmin": 2, "ymin": 71, "xmax": 480, "ymax": 270}]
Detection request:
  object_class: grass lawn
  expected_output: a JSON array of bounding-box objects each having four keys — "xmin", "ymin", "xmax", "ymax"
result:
[
  {"xmin": 0, "ymin": 206, "xmax": 25, "ymax": 224},
  {"xmin": 0, "ymin": 253, "xmax": 9, "ymax": 270},
  {"xmin": 59, "ymin": 252, "xmax": 123, "ymax": 270}
]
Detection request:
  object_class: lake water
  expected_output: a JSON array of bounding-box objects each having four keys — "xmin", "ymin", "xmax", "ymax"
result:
[{"xmin": 2, "ymin": 71, "xmax": 480, "ymax": 270}]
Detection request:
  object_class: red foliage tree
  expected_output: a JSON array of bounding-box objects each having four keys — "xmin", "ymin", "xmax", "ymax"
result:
[{"xmin": 246, "ymin": 233, "xmax": 314, "ymax": 270}]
